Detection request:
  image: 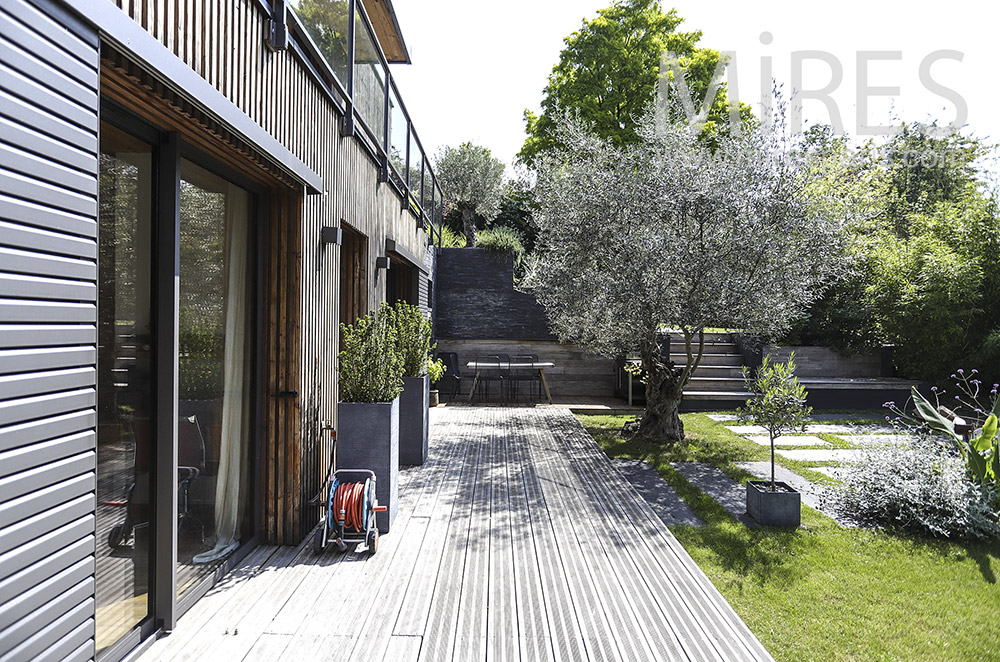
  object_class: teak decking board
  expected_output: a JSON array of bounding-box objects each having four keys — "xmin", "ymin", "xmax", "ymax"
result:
[{"xmin": 140, "ymin": 408, "xmax": 773, "ymax": 662}]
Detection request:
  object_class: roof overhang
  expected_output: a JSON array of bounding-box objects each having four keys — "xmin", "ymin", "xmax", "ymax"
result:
[
  {"xmin": 385, "ymin": 238, "xmax": 428, "ymax": 274},
  {"xmin": 362, "ymin": 0, "xmax": 410, "ymax": 64}
]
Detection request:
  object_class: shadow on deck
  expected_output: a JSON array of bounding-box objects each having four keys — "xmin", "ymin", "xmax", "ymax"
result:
[{"xmin": 140, "ymin": 408, "xmax": 772, "ymax": 662}]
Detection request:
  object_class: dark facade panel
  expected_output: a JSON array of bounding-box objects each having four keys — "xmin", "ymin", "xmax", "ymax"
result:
[
  {"xmin": 0, "ymin": 301, "xmax": 96, "ymax": 325},
  {"xmin": 435, "ymin": 248, "xmax": 555, "ymax": 341},
  {"xmin": 0, "ymin": 0, "xmax": 99, "ymax": 658}
]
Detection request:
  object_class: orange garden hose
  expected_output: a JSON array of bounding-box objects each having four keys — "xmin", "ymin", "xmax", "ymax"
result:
[{"xmin": 333, "ymin": 481, "xmax": 367, "ymax": 532}]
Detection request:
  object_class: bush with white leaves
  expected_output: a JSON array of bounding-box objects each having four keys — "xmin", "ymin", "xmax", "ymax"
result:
[{"xmin": 828, "ymin": 436, "xmax": 999, "ymax": 540}]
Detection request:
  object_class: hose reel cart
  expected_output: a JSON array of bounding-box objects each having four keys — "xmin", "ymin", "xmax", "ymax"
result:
[{"xmin": 309, "ymin": 429, "xmax": 386, "ymax": 556}]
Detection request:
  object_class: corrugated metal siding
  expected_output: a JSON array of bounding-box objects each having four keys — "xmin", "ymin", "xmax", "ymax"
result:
[{"xmin": 0, "ymin": 0, "xmax": 99, "ymax": 659}]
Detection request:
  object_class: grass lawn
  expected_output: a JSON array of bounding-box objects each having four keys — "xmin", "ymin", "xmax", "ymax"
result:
[{"xmin": 578, "ymin": 412, "xmax": 1000, "ymax": 662}]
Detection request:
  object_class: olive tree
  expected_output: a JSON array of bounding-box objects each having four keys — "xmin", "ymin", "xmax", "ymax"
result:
[
  {"xmin": 435, "ymin": 142, "xmax": 505, "ymax": 246},
  {"xmin": 524, "ymin": 110, "xmax": 845, "ymax": 443}
]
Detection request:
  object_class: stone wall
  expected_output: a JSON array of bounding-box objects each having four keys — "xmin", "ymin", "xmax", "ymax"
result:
[{"xmin": 435, "ymin": 248, "xmax": 555, "ymax": 340}]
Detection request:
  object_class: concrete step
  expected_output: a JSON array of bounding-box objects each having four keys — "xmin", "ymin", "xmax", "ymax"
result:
[
  {"xmin": 663, "ymin": 330, "xmax": 736, "ymax": 343},
  {"xmin": 670, "ymin": 352, "xmax": 744, "ymax": 366},
  {"xmin": 670, "ymin": 341, "xmax": 740, "ymax": 355},
  {"xmin": 676, "ymin": 365, "xmax": 747, "ymax": 379},
  {"xmin": 684, "ymin": 376, "xmax": 749, "ymax": 391}
]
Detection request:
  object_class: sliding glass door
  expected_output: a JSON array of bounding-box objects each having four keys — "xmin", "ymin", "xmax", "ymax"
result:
[
  {"xmin": 176, "ymin": 159, "xmax": 253, "ymax": 597},
  {"xmin": 96, "ymin": 121, "xmax": 154, "ymax": 657},
  {"xmin": 95, "ymin": 110, "xmax": 258, "ymax": 658}
]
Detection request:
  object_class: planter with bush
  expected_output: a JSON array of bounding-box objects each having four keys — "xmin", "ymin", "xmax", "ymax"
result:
[
  {"xmin": 740, "ymin": 353, "xmax": 811, "ymax": 527},
  {"xmin": 337, "ymin": 302, "xmax": 404, "ymax": 532},
  {"xmin": 390, "ymin": 302, "xmax": 443, "ymax": 465}
]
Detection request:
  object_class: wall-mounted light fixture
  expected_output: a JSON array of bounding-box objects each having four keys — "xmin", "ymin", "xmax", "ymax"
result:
[
  {"xmin": 321, "ymin": 226, "xmax": 342, "ymax": 246},
  {"xmin": 375, "ymin": 256, "xmax": 391, "ymax": 271}
]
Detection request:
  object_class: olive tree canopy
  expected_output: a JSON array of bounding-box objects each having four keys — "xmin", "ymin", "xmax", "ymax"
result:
[
  {"xmin": 523, "ymin": 110, "xmax": 846, "ymax": 443},
  {"xmin": 435, "ymin": 142, "xmax": 505, "ymax": 246}
]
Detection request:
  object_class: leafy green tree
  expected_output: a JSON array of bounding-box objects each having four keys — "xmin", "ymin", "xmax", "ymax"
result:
[
  {"xmin": 525, "ymin": 110, "xmax": 844, "ymax": 444},
  {"xmin": 740, "ymin": 354, "xmax": 811, "ymax": 490},
  {"xmin": 518, "ymin": 0, "xmax": 750, "ymax": 164},
  {"xmin": 434, "ymin": 142, "xmax": 505, "ymax": 247}
]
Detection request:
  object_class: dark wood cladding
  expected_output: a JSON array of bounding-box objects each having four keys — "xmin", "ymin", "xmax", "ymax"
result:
[
  {"xmin": 262, "ymin": 188, "xmax": 303, "ymax": 543},
  {"xmin": 108, "ymin": 0, "xmax": 430, "ymax": 542}
]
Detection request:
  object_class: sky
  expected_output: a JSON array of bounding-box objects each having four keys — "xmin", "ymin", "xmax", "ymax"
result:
[{"xmin": 388, "ymin": 0, "xmax": 1000, "ymax": 176}]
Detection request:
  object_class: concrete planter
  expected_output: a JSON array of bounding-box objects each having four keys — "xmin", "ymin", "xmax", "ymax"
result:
[
  {"xmin": 746, "ymin": 480, "xmax": 800, "ymax": 527},
  {"xmin": 400, "ymin": 376, "xmax": 429, "ymax": 465},
  {"xmin": 429, "ymin": 389, "xmax": 440, "ymax": 407},
  {"xmin": 337, "ymin": 398, "xmax": 399, "ymax": 533}
]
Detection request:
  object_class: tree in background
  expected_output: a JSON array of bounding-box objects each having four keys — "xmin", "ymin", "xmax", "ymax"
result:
[
  {"xmin": 524, "ymin": 109, "xmax": 845, "ymax": 443},
  {"xmin": 518, "ymin": 0, "xmax": 751, "ymax": 165},
  {"xmin": 434, "ymin": 142, "xmax": 505, "ymax": 247},
  {"xmin": 785, "ymin": 122, "xmax": 1000, "ymax": 383}
]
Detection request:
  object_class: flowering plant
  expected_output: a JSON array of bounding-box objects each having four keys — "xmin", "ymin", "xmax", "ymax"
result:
[{"xmin": 886, "ymin": 369, "xmax": 999, "ymax": 495}]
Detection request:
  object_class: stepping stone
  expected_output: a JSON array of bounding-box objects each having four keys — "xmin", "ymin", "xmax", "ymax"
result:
[
  {"xmin": 775, "ymin": 448, "xmax": 861, "ymax": 463},
  {"xmin": 805, "ymin": 424, "xmax": 855, "ymax": 434},
  {"xmin": 672, "ymin": 462, "xmax": 758, "ymax": 527},
  {"xmin": 811, "ymin": 466, "xmax": 846, "ymax": 479},
  {"xmin": 838, "ymin": 434, "xmax": 910, "ymax": 446},
  {"xmin": 725, "ymin": 425, "xmax": 769, "ymax": 435},
  {"xmin": 746, "ymin": 434, "xmax": 830, "ymax": 447},
  {"xmin": 706, "ymin": 414, "xmax": 740, "ymax": 421},
  {"xmin": 736, "ymin": 461, "xmax": 852, "ymax": 526},
  {"xmin": 611, "ymin": 459, "xmax": 703, "ymax": 526}
]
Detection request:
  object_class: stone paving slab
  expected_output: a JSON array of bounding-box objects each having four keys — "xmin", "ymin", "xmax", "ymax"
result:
[
  {"xmin": 746, "ymin": 435, "xmax": 830, "ymax": 447},
  {"xmin": 838, "ymin": 434, "xmax": 911, "ymax": 446},
  {"xmin": 775, "ymin": 448, "xmax": 861, "ymax": 463},
  {"xmin": 735, "ymin": 462, "xmax": 850, "ymax": 526},
  {"xmin": 706, "ymin": 414, "xmax": 740, "ymax": 421},
  {"xmin": 672, "ymin": 462, "xmax": 758, "ymax": 527},
  {"xmin": 805, "ymin": 424, "xmax": 855, "ymax": 434},
  {"xmin": 811, "ymin": 466, "xmax": 846, "ymax": 479},
  {"xmin": 725, "ymin": 425, "xmax": 769, "ymax": 435},
  {"xmin": 612, "ymin": 459, "xmax": 703, "ymax": 527}
]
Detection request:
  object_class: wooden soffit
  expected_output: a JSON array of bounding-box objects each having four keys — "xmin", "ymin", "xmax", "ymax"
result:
[{"xmin": 363, "ymin": 0, "xmax": 410, "ymax": 64}]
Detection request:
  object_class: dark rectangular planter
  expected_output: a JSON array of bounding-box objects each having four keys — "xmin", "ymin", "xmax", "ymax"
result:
[
  {"xmin": 337, "ymin": 398, "xmax": 399, "ymax": 533},
  {"xmin": 400, "ymin": 376, "xmax": 429, "ymax": 465},
  {"xmin": 746, "ymin": 480, "xmax": 801, "ymax": 527}
]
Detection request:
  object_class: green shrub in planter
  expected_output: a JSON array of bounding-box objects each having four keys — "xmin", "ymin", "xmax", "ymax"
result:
[
  {"xmin": 338, "ymin": 302, "xmax": 404, "ymax": 403},
  {"xmin": 390, "ymin": 302, "xmax": 433, "ymax": 377}
]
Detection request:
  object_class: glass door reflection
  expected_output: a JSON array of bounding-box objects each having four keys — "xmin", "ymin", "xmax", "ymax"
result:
[
  {"xmin": 96, "ymin": 122, "xmax": 154, "ymax": 655},
  {"xmin": 176, "ymin": 158, "xmax": 253, "ymax": 597}
]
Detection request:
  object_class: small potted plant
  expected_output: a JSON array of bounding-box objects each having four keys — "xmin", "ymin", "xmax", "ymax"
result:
[
  {"xmin": 428, "ymin": 358, "xmax": 445, "ymax": 407},
  {"xmin": 740, "ymin": 352, "xmax": 811, "ymax": 527},
  {"xmin": 390, "ymin": 302, "xmax": 439, "ymax": 465},
  {"xmin": 337, "ymin": 302, "xmax": 404, "ymax": 532}
]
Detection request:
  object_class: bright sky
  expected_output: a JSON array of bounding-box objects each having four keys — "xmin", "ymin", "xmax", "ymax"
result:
[{"xmin": 390, "ymin": 0, "xmax": 1000, "ymax": 175}]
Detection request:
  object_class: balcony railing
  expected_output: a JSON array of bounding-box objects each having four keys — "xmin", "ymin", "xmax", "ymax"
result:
[{"xmin": 284, "ymin": 0, "xmax": 444, "ymax": 246}]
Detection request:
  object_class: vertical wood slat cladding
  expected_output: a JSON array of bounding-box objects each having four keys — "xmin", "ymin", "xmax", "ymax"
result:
[{"xmin": 111, "ymin": 0, "xmax": 430, "ymax": 542}]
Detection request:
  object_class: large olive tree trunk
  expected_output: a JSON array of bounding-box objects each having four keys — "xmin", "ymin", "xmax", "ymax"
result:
[
  {"xmin": 461, "ymin": 205, "xmax": 477, "ymax": 247},
  {"xmin": 623, "ymin": 330, "xmax": 705, "ymax": 444}
]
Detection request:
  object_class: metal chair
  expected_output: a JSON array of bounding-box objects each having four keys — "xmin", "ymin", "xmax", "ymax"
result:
[
  {"xmin": 438, "ymin": 352, "xmax": 462, "ymax": 402},
  {"xmin": 509, "ymin": 354, "xmax": 541, "ymax": 402},
  {"xmin": 474, "ymin": 355, "xmax": 506, "ymax": 404}
]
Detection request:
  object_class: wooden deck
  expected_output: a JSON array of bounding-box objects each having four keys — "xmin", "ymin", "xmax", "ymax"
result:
[{"xmin": 139, "ymin": 408, "xmax": 772, "ymax": 662}]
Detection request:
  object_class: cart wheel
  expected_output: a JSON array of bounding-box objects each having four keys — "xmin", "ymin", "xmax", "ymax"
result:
[
  {"xmin": 366, "ymin": 530, "xmax": 379, "ymax": 557},
  {"xmin": 108, "ymin": 522, "xmax": 130, "ymax": 549},
  {"xmin": 313, "ymin": 526, "xmax": 326, "ymax": 555}
]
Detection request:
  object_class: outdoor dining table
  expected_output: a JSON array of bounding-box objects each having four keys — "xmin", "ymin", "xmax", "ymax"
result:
[{"xmin": 466, "ymin": 360, "xmax": 555, "ymax": 404}]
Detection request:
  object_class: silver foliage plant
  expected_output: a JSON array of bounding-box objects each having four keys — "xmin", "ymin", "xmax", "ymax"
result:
[
  {"xmin": 828, "ymin": 437, "xmax": 1000, "ymax": 540},
  {"xmin": 523, "ymin": 103, "xmax": 848, "ymax": 442}
]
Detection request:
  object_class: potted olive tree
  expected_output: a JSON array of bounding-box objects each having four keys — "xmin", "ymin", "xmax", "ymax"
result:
[
  {"xmin": 337, "ymin": 302, "xmax": 404, "ymax": 532},
  {"xmin": 740, "ymin": 352, "xmax": 811, "ymax": 527},
  {"xmin": 389, "ymin": 302, "xmax": 442, "ymax": 465}
]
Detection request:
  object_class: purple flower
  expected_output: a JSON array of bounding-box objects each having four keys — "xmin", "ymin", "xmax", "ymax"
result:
[
  {"xmin": 971, "ymin": 369, "xmax": 979, "ymax": 375},
  {"xmin": 931, "ymin": 386, "xmax": 938, "ymax": 391},
  {"xmin": 955, "ymin": 395, "xmax": 961, "ymax": 400},
  {"xmin": 958, "ymin": 369, "xmax": 965, "ymax": 374}
]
